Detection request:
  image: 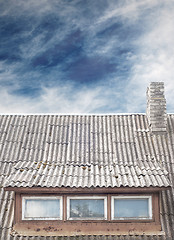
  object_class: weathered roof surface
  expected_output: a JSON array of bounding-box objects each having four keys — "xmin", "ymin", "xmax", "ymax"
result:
[
  {"xmin": 2, "ymin": 115, "xmax": 170, "ymax": 188},
  {"xmin": 5, "ymin": 161, "xmax": 169, "ymax": 188},
  {"xmin": 0, "ymin": 114, "xmax": 174, "ymax": 239}
]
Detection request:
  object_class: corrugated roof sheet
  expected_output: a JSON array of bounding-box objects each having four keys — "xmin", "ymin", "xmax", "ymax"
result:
[
  {"xmin": 3, "ymin": 115, "xmax": 170, "ymax": 188},
  {"xmin": 0, "ymin": 114, "xmax": 174, "ymax": 239}
]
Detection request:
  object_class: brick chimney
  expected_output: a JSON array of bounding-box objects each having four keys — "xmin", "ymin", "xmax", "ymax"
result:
[{"xmin": 146, "ymin": 82, "xmax": 167, "ymax": 134}]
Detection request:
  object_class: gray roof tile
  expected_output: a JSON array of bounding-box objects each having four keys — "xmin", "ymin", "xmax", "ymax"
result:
[{"xmin": 2, "ymin": 115, "xmax": 170, "ymax": 189}]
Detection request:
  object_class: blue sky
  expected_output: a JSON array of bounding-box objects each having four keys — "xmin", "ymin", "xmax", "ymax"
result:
[{"xmin": 0, "ymin": 0, "xmax": 174, "ymax": 113}]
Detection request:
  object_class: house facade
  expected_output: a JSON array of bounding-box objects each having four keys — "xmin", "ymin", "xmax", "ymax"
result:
[{"xmin": 0, "ymin": 82, "xmax": 174, "ymax": 239}]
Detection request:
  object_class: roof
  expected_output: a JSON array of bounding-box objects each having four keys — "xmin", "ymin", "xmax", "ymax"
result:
[
  {"xmin": 3, "ymin": 115, "xmax": 170, "ymax": 188},
  {"xmin": 0, "ymin": 114, "xmax": 174, "ymax": 239}
]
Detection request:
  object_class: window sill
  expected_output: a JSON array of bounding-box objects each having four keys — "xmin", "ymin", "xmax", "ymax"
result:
[{"xmin": 20, "ymin": 218, "xmax": 155, "ymax": 223}]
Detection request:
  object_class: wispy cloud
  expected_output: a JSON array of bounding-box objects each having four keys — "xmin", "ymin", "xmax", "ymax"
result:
[
  {"xmin": 0, "ymin": 84, "xmax": 112, "ymax": 114},
  {"xmin": 124, "ymin": 1, "xmax": 174, "ymax": 112},
  {"xmin": 0, "ymin": 0, "xmax": 174, "ymax": 113}
]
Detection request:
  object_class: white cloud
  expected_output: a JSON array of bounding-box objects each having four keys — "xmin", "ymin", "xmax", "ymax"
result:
[
  {"xmin": 97, "ymin": 0, "xmax": 159, "ymax": 24},
  {"xmin": 1, "ymin": 0, "xmax": 174, "ymax": 114},
  {"xmin": 123, "ymin": 1, "xmax": 174, "ymax": 113},
  {"xmin": 0, "ymin": 84, "xmax": 110, "ymax": 114}
]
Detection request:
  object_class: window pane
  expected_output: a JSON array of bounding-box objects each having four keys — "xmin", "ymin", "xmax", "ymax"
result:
[
  {"xmin": 70, "ymin": 199, "xmax": 104, "ymax": 218},
  {"xmin": 114, "ymin": 198, "xmax": 149, "ymax": 218},
  {"xmin": 24, "ymin": 199, "xmax": 60, "ymax": 218}
]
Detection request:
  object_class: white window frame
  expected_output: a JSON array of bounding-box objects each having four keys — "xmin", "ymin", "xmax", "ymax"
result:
[
  {"xmin": 22, "ymin": 196, "xmax": 63, "ymax": 220},
  {"xmin": 111, "ymin": 195, "xmax": 152, "ymax": 220},
  {"xmin": 67, "ymin": 196, "xmax": 107, "ymax": 220}
]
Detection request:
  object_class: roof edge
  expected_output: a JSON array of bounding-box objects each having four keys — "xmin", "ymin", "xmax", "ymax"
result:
[{"xmin": 4, "ymin": 186, "xmax": 171, "ymax": 193}]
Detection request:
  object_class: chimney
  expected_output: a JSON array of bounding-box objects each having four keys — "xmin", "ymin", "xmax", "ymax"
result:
[{"xmin": 146, "ymin": 82, "xmax": 167, "ymax": 134}]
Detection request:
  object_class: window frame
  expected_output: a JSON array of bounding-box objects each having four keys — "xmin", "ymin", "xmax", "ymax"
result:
[
  {"xmin": 22, "ymin": 196, "xmax": 63, "ymax": 220},
  {"xmin": 67, "ymin": 196, "xmax": 108, "ymax": 220},
  {"xmin": 111, "ymin": 195, "xmax": 152, "ymax": 220}
]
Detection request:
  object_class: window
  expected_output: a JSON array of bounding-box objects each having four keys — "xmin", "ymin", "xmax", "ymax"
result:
[
  {"xmin": 16, "ymin": 193, "xmax": 160, "ymax": 235},
  {"xmin": 22, "ymin": 196, "xmax": 63, "ymax": 220},
  {"xmin": 14, "ymin": 192, "xmax": 161, "ymax": 236},
  {"xmin": 21, "ymin": 194, "xmax": 154, "ymax": 222},
  {"xmin": 111, "ymin": 195, "xmax": 152, "ymax": 220},
  {"xmin": 67, "ymin": 196, "xmax": 107, "ymax": 220}
]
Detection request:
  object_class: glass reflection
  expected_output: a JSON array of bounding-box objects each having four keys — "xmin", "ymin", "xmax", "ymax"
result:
[{"xmin": 70, "ymin": 199, "xmax": 104, "ymax": 218}]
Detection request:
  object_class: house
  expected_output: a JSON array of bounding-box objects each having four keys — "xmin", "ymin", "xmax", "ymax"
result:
[{"xmin": 0, "ymin": 82, "xmax": 174, "ymax": 239}]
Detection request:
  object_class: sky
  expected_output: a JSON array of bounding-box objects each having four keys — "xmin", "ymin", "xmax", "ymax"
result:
[{"xmin": 0, "ymin": 0, "xmax": 174, "ymax": 114}]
